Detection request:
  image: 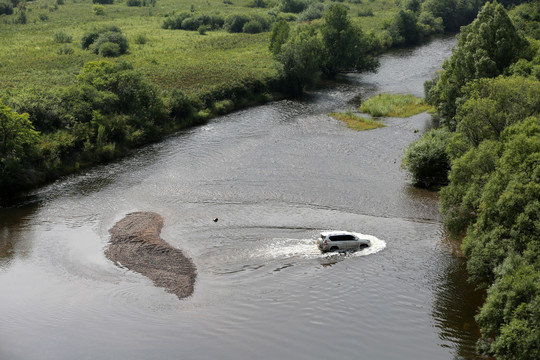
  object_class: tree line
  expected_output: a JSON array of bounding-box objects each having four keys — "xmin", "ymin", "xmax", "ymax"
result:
[{"xmin": 404, "ymin": 1, "xmax": 539, "ymax": 358}]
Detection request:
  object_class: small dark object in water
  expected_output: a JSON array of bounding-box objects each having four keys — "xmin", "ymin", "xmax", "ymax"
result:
[{"xmin": 212, "ymin": 217, "xmax": 218, "ymax": 222}]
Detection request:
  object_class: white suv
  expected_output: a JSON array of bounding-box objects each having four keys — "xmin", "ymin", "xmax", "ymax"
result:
[{"xmin": 317, "ymin": 231, "xmax": 371, "ymax": 252}]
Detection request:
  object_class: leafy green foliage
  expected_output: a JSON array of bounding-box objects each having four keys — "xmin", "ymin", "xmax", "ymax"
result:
[
  {"xmin": 269, "ymin": 19, "xmax": 290, "ymax": 55},
  {"xmin": 81, "ymin": 27, "xmax": 128, "ymax": 57},
  {"xmin": 460, "ymin": 117, "xmax": 540, "ymax": 282},
  {"xmin": 387, "ymin": 9, "xmax": 421, "ymax": 45},
  {"xmin": 297, "ymin": 2, "xmax": 325, "ymax": 22},
  {"xmin": 276, "ymin": 24, "xmax": 323, "ymax": 92},
  {"xmin": 279, "ymin": 0, "xmax": 309, "ymax": 14},
  {"xmin": 0, "ymin": 101, "xmax": 40, "ymax": 190},
  {"xmin": 320, "ymin": 4, "xmax": 377, "ymax": 77},
  {"xmin": 0, "ymin": 1, "xmax": 13, "ymax": 15},
  {"xmin": 92, "ymin": 5, "xmax": 105, "ymax": 16},
  {"xmin": 404, "ymin": 128, "xmax": 451, "ymax": 189},
  {"xmin": 422, "ymin": 0, "xmax": 483, "ymax": 32},
  {"xmin": 0, "ymin": 101, "xmax": 39, "ymax": 159},
  {"xmin": 475, "ymin": 254, "xmax": 540, "ymax": 360},
  {"xmin": 427, "ymin": 2, "xmax": 529, "ymax": 127},
  {"xmin": 89, "ymin": 31, "xmax": 129, "ymax": 56},
  {"xmin": 53, "ymin": 30, "xmax": 72, "ymax": 44},
  {"xmin": 453, "ymin": 76, "xmax": 540, "ymax": 150}
]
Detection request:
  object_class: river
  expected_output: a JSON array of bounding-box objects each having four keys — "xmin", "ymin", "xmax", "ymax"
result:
[{"xmin": 0, "ymin": 36, "xmax": 485, "ymax": 360}]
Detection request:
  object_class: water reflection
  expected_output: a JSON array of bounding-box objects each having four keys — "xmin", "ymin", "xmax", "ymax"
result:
[
  {"xmin": 0, "ymin": 202, "xmax": 40, "ymax": 269},
  {"xmin": 432, "ymin": 235, "xmax": 485, "ymax": 359}
]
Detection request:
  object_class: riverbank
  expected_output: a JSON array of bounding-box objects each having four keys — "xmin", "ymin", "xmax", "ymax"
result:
[{"xmin": 106, "ymin": 212, "xmax": 196, "ymax": 299}]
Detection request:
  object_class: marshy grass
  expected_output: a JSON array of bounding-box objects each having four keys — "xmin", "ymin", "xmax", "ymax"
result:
[
  {"xmin": 359, "ymin": 93, "xmax": 432, "ymax": 117},
  {"xmin": 329, "ymin": 110, "xmax": 385, "ymax": 131}
]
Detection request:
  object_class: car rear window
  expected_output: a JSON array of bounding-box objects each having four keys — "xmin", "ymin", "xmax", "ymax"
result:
[{"xmin": 328, "ymin": 235, "xmax": 356, "ymax": 241}]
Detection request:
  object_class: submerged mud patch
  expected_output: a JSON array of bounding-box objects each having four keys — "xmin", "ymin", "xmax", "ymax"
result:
[{"xmin": 106, "ymin": 212, "xmax": 196, "ymax": 299}]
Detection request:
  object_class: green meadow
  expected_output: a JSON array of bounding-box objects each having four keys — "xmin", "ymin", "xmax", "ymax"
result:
[{"xmin": 0, "ymin": 0, "xmax": 399, "ymax": 100}]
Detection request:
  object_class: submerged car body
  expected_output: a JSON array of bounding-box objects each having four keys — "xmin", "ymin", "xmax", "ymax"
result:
[{"xmin": 317, "ymin": 231, "xmax": 371, "ymax": 252}]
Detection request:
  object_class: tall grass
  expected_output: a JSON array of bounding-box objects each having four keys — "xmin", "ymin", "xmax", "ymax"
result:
[{"xmin": 359, "ymin": 93, "xmax": 433, "ymax": 117}]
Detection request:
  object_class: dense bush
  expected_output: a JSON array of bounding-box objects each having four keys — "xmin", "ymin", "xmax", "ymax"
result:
[
  {"xmin": 404, "ymin": 128, "xmax": 451, "ymax": 188},
  {"xmin": 319, "ymin": 4, "xmax": 378, "ymax": 77},
  {"xmin": 162, "ymin": 12, "xmax": 225, "ymax": 31},
  {"xmin": 224, "ymin": 14, "xmax": 250, "ymax": 32},
  {"xmin": 242, "ymin": 20, "xmax": 263, "ymax": 34},
  {"xmin": 279, "ymin": 0, "xmax": 309, "ymax": 14},
  {"xmin": 248, "ymin": 0, "xmax": 266, "ymax": 8},
  {"xmin": 0, "ymin": 1, "xmax": 13, "ymax": 15},
  {"xmin": 92, "ymin": 0, "xmax": 114, "ymax": 4},
  {"xmin": 53, "ymin": 30, "xmax": 72, "ymax": 44},
  {"xmin": 13, "ymin": 11, "xmax": 27, "ymax": 24},
  {"xmin": 57, "ymin": 46, "xmax": 74, "ymax": 55},
  {"xmin": 93, "ymin": 5, "xmax": 105, "ymax": 15},
  {"xmin": 81, "ymin": 27, "xmax": 128, "ymax": 57},
  {"xmin": 98, "ymin": 42, "xmax": 121, "ymax": 57},
  {"xmin": 269, "ymin": 19, "xmax": 290, "ymax": 55},
  {"xmin": 0, "ymin": 101, "xmax": 40, "ymax": 190},
  {"xmin": 297, "ymin": 2, "xmax": 325, "ymax": 22}
]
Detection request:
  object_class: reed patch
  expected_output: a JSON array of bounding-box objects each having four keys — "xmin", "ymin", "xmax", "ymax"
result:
[
  {"xmin": 359, "ymin": 93, "xmax": 432, "ymax": 117},
  {"xmin": 329, "ymin": 110, "xmax": 385, "ymax": 131}
]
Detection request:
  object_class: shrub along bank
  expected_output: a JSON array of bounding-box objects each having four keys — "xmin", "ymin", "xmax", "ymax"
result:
[{"xmin": 404, "ymin": 2, "xmax": 539, "ymax": 358}]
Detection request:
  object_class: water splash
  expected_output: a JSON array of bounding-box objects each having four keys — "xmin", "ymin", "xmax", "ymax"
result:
[{"xmin": 257, "ymin": 232, "xmax": 387, "ymax": 260}]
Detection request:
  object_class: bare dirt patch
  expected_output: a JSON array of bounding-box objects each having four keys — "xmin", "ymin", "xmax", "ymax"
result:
[{"xmin": 106, "ymin": 212, "xmax": 196, "ymax": 299}]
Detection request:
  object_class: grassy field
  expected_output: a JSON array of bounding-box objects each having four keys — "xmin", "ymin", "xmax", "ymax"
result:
[{"xmin": 0, "ymin": 0, "xmax": 399, "ymax": 101}]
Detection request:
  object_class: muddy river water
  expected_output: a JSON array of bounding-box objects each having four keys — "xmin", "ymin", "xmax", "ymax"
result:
[{"xmin": 0, "ymin": 36, "xmax": 486, "ymax": 360}]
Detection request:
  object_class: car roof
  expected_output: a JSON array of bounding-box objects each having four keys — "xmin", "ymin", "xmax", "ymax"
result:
[{"xmin": 320, "ymin": 231, "xmax": 356, "ymax": 237}]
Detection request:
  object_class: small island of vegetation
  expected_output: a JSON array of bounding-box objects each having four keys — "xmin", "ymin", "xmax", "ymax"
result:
[{"xmin": 329, "ymin": 110, "xmax": 385, "ymax": 131}]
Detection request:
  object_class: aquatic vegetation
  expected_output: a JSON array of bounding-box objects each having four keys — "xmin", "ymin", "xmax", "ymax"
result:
[
  {"xmin": 329, "ymin": 110, "xmax": 385, "ymax": 131},
  {"xmin": 359, "ymin": 93, "xmax": 432, "ymax": 117}
]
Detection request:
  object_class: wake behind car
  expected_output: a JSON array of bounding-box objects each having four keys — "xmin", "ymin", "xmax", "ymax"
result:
[{"xmin": 317, "ymin": 231, "xmax": 371, "ymax": 253}]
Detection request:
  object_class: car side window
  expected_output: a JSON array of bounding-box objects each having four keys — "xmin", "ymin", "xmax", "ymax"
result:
[{"xmin": 329, "ymin": 235, "xmax": 356, "ymax": 241}]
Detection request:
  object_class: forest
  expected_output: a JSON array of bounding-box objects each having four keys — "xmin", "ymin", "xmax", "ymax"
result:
[{"xmin": 404, "ymin": 1, "xmax": 539, "ymax": 358}]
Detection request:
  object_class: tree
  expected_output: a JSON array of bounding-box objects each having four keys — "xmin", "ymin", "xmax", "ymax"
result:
[
  {"xmin": 276, "ymin": 24, "xmax": 323, "ymax": 93},
  {"xmin": 389, "ymin": 9, "xmax": 421, "ymax": 45},
  {"xmin": 475, "ymin": 254, "xmax": 540, "ymax": 360},
  {"xmin": 427, "ymin": 2, "xmax": 529, "ymax": 128},
  {"xmin": 0, "ymin": 101, "xmax": 40, "ymax": 190},
  {"xmin": 404, "ymin": 128, "xmax": 452, "ymax": 188},
  {"xmin": 320, "ymin": 4, "xmax": 378, "ymax": 77},
  {"xmin": 0, "ymin": 101, "xmax": 39, "ymax": 159},
  {"xmin": 461, "ymin": 117, "xmax": 539, "ymax": 280},
  {"xmin": 454, "ymin": 76, "xmax": 540, "ymax": 149},
  {"xmin": 269, "ymin": 19, "xmax": 290, "ymax": 56}
]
